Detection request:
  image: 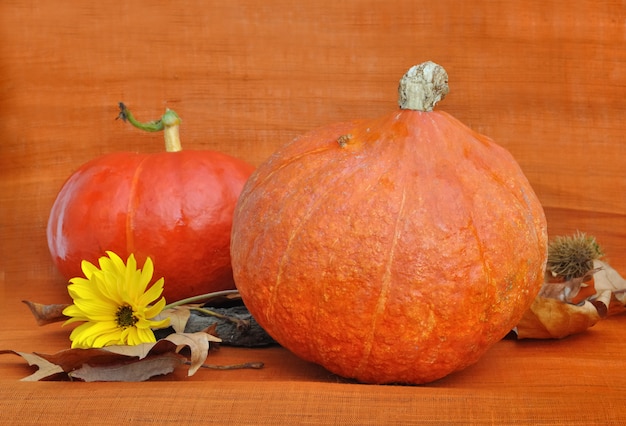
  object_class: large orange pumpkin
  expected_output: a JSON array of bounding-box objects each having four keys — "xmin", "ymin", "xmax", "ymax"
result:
[
  {"xmin": 47, "ymin": 106, "xmax": 254, "ymax": 303},
  {"xmin": 231, "ymin": 62, "xmax": 547, "ymax": 384}
]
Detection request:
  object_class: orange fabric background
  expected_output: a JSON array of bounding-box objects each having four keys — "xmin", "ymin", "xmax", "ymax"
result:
[{"xmin": 1, "ymin": 1, "xmax": 625, "ymax": 423}]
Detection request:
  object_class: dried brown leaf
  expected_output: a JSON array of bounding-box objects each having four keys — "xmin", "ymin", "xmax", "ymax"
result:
[
  {"xmin": 161, "ymin": 331, "xmax": 217, "ymax": 375},
  {"xmin": 538, "ymin": 268, "xmax": 601, "ymax": 304},
  {"xmin": 516, "ymin": 258, "xmax": 626, "ymax": 339},
  {"xmin": 593, "ymin": 260, "xmax": 626, "ymax": 306},
  {"xmin": 69, "ymin": 353, "xmax": 182, "ymax": 382},
  {"xmin": 0, "ymin": 331, "xmax": 221, "ymax": 381},
  {"xmin": 0, "ymin": 350, "xmax": 65, "ymax": 381},
  {"xmin": 22, "ymin": 300, "xmax": 69, "ymax": 326},
  {"xmin": 95, "ymin": 331, "xmax": 221, "ymax": 376},
  {"xmin": 515, "ymin": 297, "xmax": 602, "ymax": 339},
  {"xmin": 154, "ymin": 305, "xmax": 195, "ymax": 333},
  {"xmin": 32, "ymin": 347, "xmax": 134, "ymax": 373}
]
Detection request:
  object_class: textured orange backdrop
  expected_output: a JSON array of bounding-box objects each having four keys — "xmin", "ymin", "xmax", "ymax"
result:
[{"xmin": 1, "ymin": 1, "xmax": 625, "ymax": 423}]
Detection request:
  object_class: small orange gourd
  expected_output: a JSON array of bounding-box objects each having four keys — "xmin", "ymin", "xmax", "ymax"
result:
[
  {"xmin": 231, "ymin": 62, "xmax": 547, "ymax": 384},
  {"xmin": 47, "ymin": 106, "xmax": 254, "ymax": 303}
]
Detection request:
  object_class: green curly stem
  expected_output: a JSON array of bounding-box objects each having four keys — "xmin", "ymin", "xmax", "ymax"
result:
[{"xmin": 117, "ymin": 102, "xmax": 183, "ymax": 152}]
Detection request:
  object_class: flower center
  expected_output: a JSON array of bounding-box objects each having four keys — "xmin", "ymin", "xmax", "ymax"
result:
[{"xmin": 115, "ymin": 304, "xmax": 138, "ymax": 328}]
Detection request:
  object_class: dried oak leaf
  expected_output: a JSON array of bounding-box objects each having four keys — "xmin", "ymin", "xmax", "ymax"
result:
[
  {"xmin": 515, "ymin": 297, "xmax": 604, "ymax": 339},
  {"xmin": 0, "ymin": 331, "xmax": 221, "ymax": 382},
  {"xmin": 592, "ymin": 260, "xmax": 626, "ymax": 316},
  {"xmin": 154, "ymin": 305, "xmax": 194, "ymax": 333},
  {"xmin": 515, "ymin": 259, "xmax": 626, "ymax": 339},
  {"xmin": 0, "ymin": 350, "xmax": 66, "ymax": 381}
]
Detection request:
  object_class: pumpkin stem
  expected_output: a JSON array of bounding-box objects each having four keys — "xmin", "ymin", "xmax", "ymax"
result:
[
  {"xmin": 117, "ymin": 102, "xmax": 183, "ymax": 152},
  {"xmin": 398, "ymin": 61, "xmax": 449, "ymax": 112}
]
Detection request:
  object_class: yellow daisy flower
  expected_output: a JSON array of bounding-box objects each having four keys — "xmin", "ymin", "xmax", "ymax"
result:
[{"xmin": 62, "ymin": 251, "xmax": 170, "ymax": 348}]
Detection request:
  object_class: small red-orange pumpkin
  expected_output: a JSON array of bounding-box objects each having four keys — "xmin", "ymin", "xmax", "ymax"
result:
[
  {"xmin": 47, "ymin": 106, "xmax": 254, "ymax": 303},
  {"xmin": 231, "ymin": 62, "xmax": 547, "ymax": 384}
]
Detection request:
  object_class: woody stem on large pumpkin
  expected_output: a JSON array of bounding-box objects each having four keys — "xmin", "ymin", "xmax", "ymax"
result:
[
  {"xmin": 398, "ymin": 61, "xmax": 450, "ymax": 112},
  {"xmin": 117, "ymin": 102, "xmax": 183, "ymax": 152},
  {"xmin": 337, "ymin": 62, "xmax": 450, "ymax": 148}
]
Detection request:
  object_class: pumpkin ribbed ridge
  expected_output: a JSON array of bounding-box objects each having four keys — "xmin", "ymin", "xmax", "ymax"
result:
[{"xmin": 125, "ymin": 154, "xmax": 149, "ymax": 254}]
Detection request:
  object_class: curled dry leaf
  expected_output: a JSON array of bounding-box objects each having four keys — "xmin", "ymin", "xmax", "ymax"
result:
[
  {"xmin": 154, "ymin": 305, "xmax": 194, "ymax": 333},
  {"xmin": 537, "ymin": 268, "xmax": 601, "ymax": 304},
  {"xmin": 22, "ymin": 300, "xmax": 69, "ymax": 326},
  {"xmin": 515, "ymin": 298, "xmax": 603, "ymax": 339},
  {"xmin": 0, "ymin": 331, "xmax": 221, "ymax": 381},
  {"xmin": 69, "ymin": 354, "xmax": 182, "ymax": 382},
  {"xmin": 593, "ymin": 260, "xmax": 626, "ymax": 316},
  {"xmin": 515, "ymin": 259, "xmax": 626, "ymax": 339}
]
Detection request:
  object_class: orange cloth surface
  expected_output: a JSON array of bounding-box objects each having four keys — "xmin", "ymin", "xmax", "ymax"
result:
[
  {"xmin": 2, "ymin": 279, "xmax": 626, "ymax": 424},
  {"xmin": 1, "ymin": 1, "xmax": 625, "ymax": 423}
]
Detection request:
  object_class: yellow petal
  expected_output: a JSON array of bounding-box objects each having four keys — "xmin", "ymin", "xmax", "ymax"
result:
[
  {"xmin": 96, "ymin": 271, "xmax": 125, "ymax": 305},
  {"xmin": 92, "ymin": 332, "xmax": 124, "ymax": 347},
  {"xmin": 97, "ymin": 252, "xmax": 124, "ymax": 282},
  {"xmin": 69, "ymin": 321, "xmax": 119, "ymax": 348},
  {"xmin": 149, "ymin": 317, "xmax": 171, "ymax": 329},
  {"xmin": 82, "ymin": 321, "xmax": 123, "ymax": 347},
  {"xmin": 126, "ymin": 327, "xmax": 156, "ymax": 346},
  {"xmin": 104, "ymin": 251, "xmax": 126, "ymax": 273},
  {"xmin": 143, "ymin": 297, "xmax": 166, "ymax": 319},
  {"xmin": 73, "ymin": 299, "xmax": 117, "ymax": 321},
  {"xmin": 80, "ymin": 259, "xmax": 99, "ymax": 279},
  {"xmin": 67, "ymin": 282, "xmax": 102, "ymax": 301},
  {"xmin": 137, "ymin": 257, "xmax": 155, "ymax": 292},
  {"xmin": 139, "ymin": 279, "xmax": 165, "ymax": 307},
  {"xmin": 125, "ymin": 253, "xmax": 137, "ymax": 273},
  {"xmin": 122, "ymin": 254, "xmax": 139, "ymax": 293},
  {"xmin": 123, "ymin": 274, "xmax": 143, "ymax": 303},
  {"xmin": 68, "ymin": 323, "xmax": 95, "ymax": 348},
  {"xmin": 62, "ymin": 304, "xmax": 88, "ymax": 320},
  {"xmin": 68, "ymin": 276, "xmax": 91, "ymax": 287},
  {"xmin": 137, "ymin": 327, "xmax": 157, "ymax": 343}
]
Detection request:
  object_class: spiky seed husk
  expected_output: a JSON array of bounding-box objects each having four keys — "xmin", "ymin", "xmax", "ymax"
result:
[{"xmin": 546, "ymin": 231, "xmax": 604, "ymax": 279}]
